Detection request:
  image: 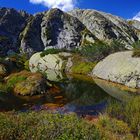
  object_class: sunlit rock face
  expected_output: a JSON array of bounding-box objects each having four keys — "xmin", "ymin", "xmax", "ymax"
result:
[
  {"xmin": 128, "ymin": 20, "xmax": 140, "ymax": 40},
  {"xmin": 93, "ymin": 51, "xmax": 140, "ymax": 88},
  {"xmin": 69, "ymin": 9, "xmax": 138, "ymax": 49},
  {"xmin": 41, "ymin": 8, "xmax": 87, "ymax": 50}
]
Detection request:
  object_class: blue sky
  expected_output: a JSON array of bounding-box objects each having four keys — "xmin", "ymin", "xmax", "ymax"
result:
[{"xmin": 0, "ymin": 0, "xmax": 140, "ymax": 20}]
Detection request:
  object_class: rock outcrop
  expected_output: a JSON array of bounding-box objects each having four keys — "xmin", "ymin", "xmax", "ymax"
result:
[
  {"xmin": 41, "ymin": 9, "xmax": 94, "ymax": 50},
  {"xmin": 19, "ymin": 13, "xmax": 44, "ymax": 56},
  {"xmin": 5, "ymin": 71, "xmax": 50, "ymax": 96},
  {"xmin": 69, "ymin": 9, "xmax": 138, "ymax": 49},
  {"xmin": 29, "ymin": 52, "xmax": 72, "ymax": 72},
  {"xmin": 128, "ymin": 20, "xmax": 140, "ymax": 39},
  {"xmin": 0, "ymin": 7, "xmax": 30, "ymax": 56},
  {"xmin": 92, "ymin": 51, "xmax": 140, "ymax": 88}
]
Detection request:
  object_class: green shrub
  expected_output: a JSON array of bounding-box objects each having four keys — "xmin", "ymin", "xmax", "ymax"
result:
[
  {"xmin": 132, "ymin": 48, "xmax": 140, "ymax": 57},
  {"xmin": 132, "ymin": 40, "xmax": 140, "ymax": 57},
  {"xmin": 24, "ymin": 60, "xmax": 29, "ymax": 71},
  {"xmin": 7, "ymin": 75, "xmax": 27, "ymax": 89},
  {"xmin": 80, "ymin": 41, "xmax": 109, "ymax": 61},
  {"xmin": 96, "ymin": 115, "xmax": 134, "ymax": 139},
  {"xmin": 125, "ymin": 97, "xmax": 140, "ymax": 136},
  {"xmin": 40, "ymin": 48, "xmax": 62, "ymax": 57},
  {"xmin": 80, "ymin": 40, "xmax": 124, "ymax": 61},
  {"xmin": 106, "ymin": 97, "xmax": 140, "ymax": 138},
  {"xmin": 0, "ymin": 111, "xmax": 136, "ymax": 140},
  {"xmin": 106, "ymin": 100, "xmax": 125, "ymax": 120},
  {"xmin": 0, "ymin": 111, "xmax": 103, "ymax": 140}
]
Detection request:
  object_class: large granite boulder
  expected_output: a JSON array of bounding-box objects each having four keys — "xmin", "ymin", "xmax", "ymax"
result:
[
  {"xmin": 93, "ymin": 51, "xmax": 140, "ymax": 88},
  {"xmin": 29, "ymin": 52, "xmax": 72, "ymax": 72}
]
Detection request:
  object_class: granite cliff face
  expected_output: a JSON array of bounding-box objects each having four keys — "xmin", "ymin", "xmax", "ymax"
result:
[
  {"xmin": 0, "ymin": 7, "xmax": 140, "ymax": 57},
  {"xmin": 0, "ymin": 7, "xmax": 30, "ymax": 56},
  {"xmin": 41, "ymin": 9, "xmax": 88, "ymax": 50},
  {"xmin": 19, "ymin": 13, "xmax": 44, "ymax": 56},
  {"xmin": 69, "ymin": 9, "xmax": 139, "ymax": 48}
]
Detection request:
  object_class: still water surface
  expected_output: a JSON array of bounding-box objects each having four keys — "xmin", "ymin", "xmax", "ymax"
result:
[{"xmin": 0, "ymin": 72, "xmax": 137, "ymax": 116}]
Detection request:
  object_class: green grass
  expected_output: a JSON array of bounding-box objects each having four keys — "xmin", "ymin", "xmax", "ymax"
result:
[
  {"xmin": 132, "ymin": 40, "xmax": 140, "ymax": 57},
  {"xmin": 0, "ymin": 111, "xmax": 135, "ymax": 140},
  {"xmin": 0, "ymin": 112, "xmax": 102, "ymax": 140},
  {"xmin": 7, "ymin": 75, "xmax": 27, "ymax": 89},
  {"xmin": 106, "ymin": 97, "xmax": 140, "ymax": 138},
  {"xmin": 71, "ymin": 62, "xmax": 97, "ymax": 75},
  {"xmin": 132, "ymin": 47, "xmax": 140, "ymax": 57},
  {"xmin": 80, "ymin": 39, "xmax": 125, "ymax": 61},
  {"xmin": 40, "ymin": 48, "xmax": 62, "ymax": 57}
]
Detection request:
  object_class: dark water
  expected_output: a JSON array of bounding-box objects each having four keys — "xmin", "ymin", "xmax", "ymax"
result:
[{"xmin": 0, "ymin": 73, "xmax": 137, "ymax": 116}]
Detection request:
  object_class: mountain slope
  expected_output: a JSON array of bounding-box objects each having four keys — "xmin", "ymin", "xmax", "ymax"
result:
[
  {"xmin": 69, "ymin": 9, "xmax": 138, "ymax": 48},
  {"xmin": 0, "ymin": 7, "xmax": 140, "ymax": 57},
  {"xmin": 0, "ymin": 7, "xmax": 30, "ymax": 56}
]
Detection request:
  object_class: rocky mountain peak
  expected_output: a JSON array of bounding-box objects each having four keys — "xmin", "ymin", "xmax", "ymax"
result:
[{"xmin": 0, "ymin": 7, "xmax": 140, "ymax": 57}]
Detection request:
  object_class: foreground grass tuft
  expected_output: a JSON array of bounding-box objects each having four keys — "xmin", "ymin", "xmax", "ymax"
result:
[{"xmin": 106, "ymin": 97, "xmax": 140, "ymax": 138}]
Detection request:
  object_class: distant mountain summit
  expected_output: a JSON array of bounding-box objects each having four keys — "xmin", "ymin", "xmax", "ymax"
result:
[{"xmin": 0, "ymin": 7, "xmax": 140, "ymax": 57}]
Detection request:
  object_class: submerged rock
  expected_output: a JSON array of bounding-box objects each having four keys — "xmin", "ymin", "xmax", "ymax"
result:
[
  {"xmin": 5, "ymin": 71, "xmax": 50, "ymax": 96},
  {"xmin": 93, "ymin": 51, "xmax": 140, "ymax": 88}
]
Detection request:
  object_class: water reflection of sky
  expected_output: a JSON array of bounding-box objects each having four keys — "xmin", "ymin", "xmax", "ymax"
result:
[{"xmin": 0, "ymin": 71, "xmax": 138, "ymax": 116}]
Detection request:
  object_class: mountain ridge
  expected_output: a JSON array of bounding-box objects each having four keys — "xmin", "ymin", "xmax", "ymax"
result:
[{"xmin": 0, "ymin": 7, "xmax": 140, "ymax": 57}]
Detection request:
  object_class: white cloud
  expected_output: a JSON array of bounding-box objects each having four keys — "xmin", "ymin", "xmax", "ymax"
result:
[
  {"xmin": 133, "ymin": 12, "xmax": 140, "ymax": 21},
  {"xmin": 29, "ymin": 0, "xmax": 76, "ymax": 11}
]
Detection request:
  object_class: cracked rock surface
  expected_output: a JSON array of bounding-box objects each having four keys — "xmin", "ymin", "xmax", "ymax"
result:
[{"xmin": 92, "ymin": 51, "xmax": 140, "ymax": 88}]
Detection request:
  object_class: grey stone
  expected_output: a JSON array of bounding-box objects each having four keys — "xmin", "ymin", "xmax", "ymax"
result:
[{"xmin": 93, "ymin": 51, "xmax": 140, "ymax": 88}]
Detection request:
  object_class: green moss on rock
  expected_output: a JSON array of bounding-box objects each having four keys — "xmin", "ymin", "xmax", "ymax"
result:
[
  {"xmin": 71, "ymin": 62, "xmax": 96, "ymax": 75},
  {"xmin": 2, "ymin": 71, "xmax": 49, "ymax": 96}
]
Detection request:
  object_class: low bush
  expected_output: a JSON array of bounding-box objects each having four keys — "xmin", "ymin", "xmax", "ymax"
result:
[
  {"xmin": 7, "ymin": 75, "xmax": 27, "ymax": 89},
  {"xmin": 0, "ymin": 111, "xmax": 102, "ymax": 140},
  {"xmin": 125, "ymin": 97, "xmax": 140, "ymax": 136},
  {"xmin": 40, "ymin": 48, "xmax": 62, "ymax": 57},
  {"xmin": 132, "ymin": 47, "xmax": 140, "ymax": 57},
  {"xmin": 95, "ymin": 115, "xmax": 134, "ymax": 139},
  {"xmin": 0, "ymin": 111, "xmax": 136, "ymax": 140},
  {"xmin": 132, "ymin": 40, "xmax": 140, "ymax": 57},
  {"xmin": 24, "ymin": 60, "xmax": 29, "ymax": 71},
  {"xmin": 80, "ymin": 40, "xmax": 124, "ymax": 61},
  {"xmin": 106, "ymin": 97, "xmax": 140, "ymax": 138}
]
